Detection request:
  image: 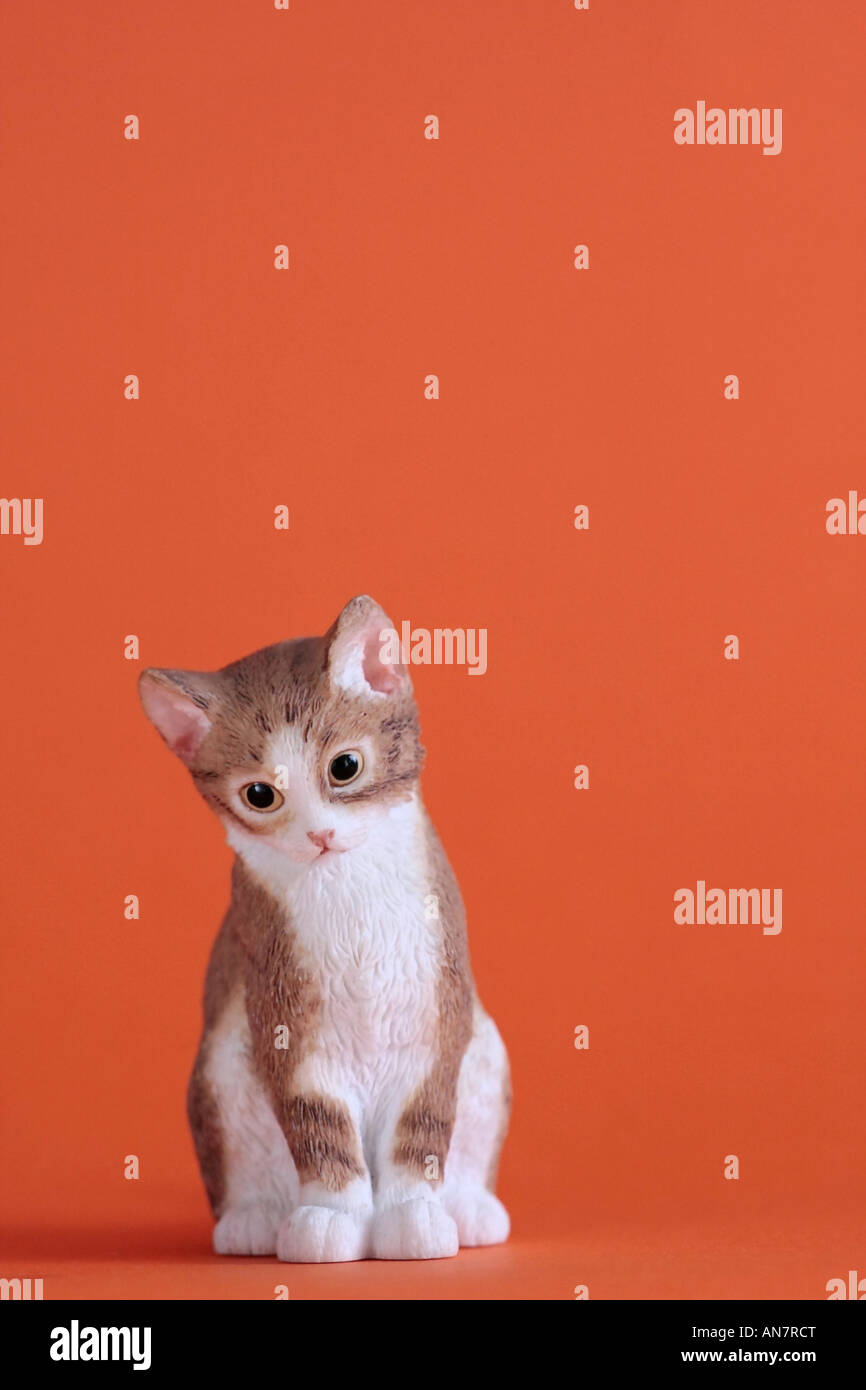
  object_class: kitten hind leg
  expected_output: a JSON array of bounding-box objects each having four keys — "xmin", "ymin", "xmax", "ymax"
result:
[
  {"xmin": 441, "ymin": 1005, "xmax": 511, "ymax": 1248},
  {"xmin": 189, "ymin": 990, "xmax": 298, "ymax": 1256}
]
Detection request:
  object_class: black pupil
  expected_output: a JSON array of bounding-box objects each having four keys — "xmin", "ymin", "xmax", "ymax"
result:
[
  {"xmin": 246, "ymin": 783, "xmax": 275, "ymax": 809},
  {"xmin": 331, "ymin": 754, "xmax": 359, "ymax": 783}
]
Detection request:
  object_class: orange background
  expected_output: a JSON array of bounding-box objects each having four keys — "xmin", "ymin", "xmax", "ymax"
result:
[{"xmin": 1, "ymin": 0, "xmax": 864, "ymax": 1300}]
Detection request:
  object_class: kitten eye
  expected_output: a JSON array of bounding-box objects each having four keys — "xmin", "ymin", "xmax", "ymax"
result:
[
  {"xmin": 328, "ymin": 751, "xmax": 364, "ymax": 787},
  {"xmin": 240, "ymin": 782, "xmax": 284, "ymax": 812}
]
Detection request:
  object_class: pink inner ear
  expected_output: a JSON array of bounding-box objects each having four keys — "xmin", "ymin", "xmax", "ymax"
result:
[
  {"xmin": 362, "ymin": 626, "xmax": 404, "ymax": 694},
  {"xmin": 140, "ymin": 677, "xmax": 212, "ymax": 764}
]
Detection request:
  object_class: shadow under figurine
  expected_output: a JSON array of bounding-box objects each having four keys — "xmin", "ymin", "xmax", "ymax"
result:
[{"xmin": 139, "ymin": 595, "xmax": 511, "ymax": 1262}]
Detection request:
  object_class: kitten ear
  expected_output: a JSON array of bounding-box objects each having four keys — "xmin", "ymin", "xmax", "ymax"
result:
[
  {"xmin": 138, "ymin": 668, "xmax": 215, "ymax": 766},
  {"xmin": 325, "ymin": 595, "xmax": 408, "ymax": 697}
]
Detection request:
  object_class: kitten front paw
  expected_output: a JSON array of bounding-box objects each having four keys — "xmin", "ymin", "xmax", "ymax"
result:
[
  {"xmin": 371, "ymin": 1197, "xmax": 459, "ymax": 1260},
  {"xmin": 444, "ymin": 1187, "xmax": 510, "ymax": 1247},
  {"xmin": 276, "ymin": 1205, "xmax": 368, "ymax": 1263},
  {"xmin": 213, "ymin": 1205, "xmax": 283, "ymax": 1256}
]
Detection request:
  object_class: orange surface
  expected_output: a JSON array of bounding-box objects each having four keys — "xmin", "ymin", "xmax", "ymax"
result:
[{"xmin": 1, "ymin": 1, "xmax": 865, "ymax": 1301}]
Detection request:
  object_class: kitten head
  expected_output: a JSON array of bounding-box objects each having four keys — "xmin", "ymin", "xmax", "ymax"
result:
[{"xmin": 139, "ymin": 596, "xmax": 424, "ymax": 868}]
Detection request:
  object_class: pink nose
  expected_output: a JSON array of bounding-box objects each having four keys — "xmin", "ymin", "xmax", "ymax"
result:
[{"xmin": 307, "ymin": 829, "xmax": 335, "ymax": 851}]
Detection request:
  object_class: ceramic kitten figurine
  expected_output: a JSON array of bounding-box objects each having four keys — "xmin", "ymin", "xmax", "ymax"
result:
[{"xmin": 139, "ymin": 595, "xmax": 510, "ymax": 1262}]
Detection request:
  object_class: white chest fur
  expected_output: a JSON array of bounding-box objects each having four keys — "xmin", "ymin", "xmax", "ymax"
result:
[
  {"xmin": 237, "ymin": 798, "xmax": 442, "ymax": 1093},
  {"xmin": 291, "ymin": 819, "xmax": 440, "ymax": 1056}
]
